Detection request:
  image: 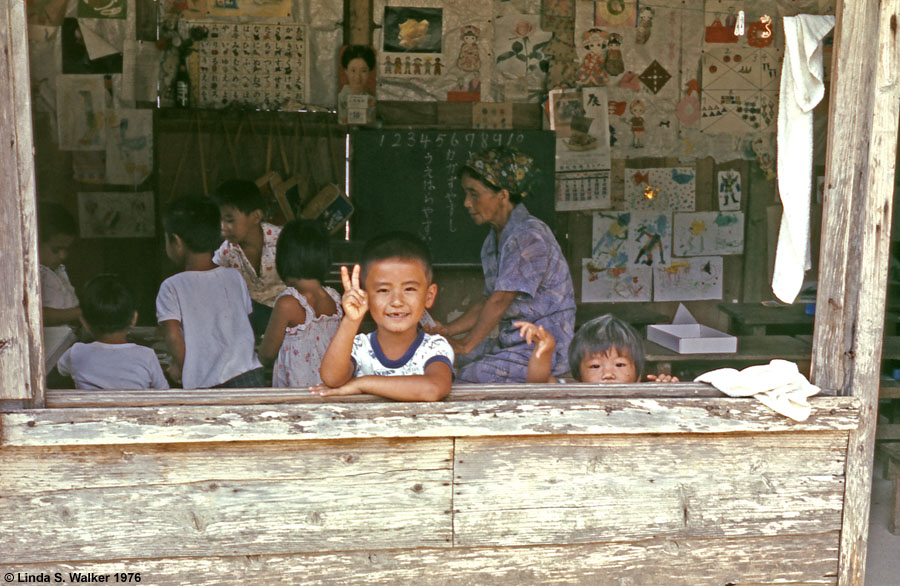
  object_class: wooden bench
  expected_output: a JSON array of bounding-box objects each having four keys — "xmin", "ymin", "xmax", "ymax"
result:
[{"xmin": 877, "ymin": 442, "xmax": 900, "ymax": 535}]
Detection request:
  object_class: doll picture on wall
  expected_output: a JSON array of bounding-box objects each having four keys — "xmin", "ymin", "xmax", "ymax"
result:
[{"xmin": 338, "ymin": 45, "xmax": 377, "ymax": 125}]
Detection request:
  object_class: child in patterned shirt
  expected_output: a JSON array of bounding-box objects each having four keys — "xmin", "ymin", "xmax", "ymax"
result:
[{"xmin": 316, "ymin": 232, "xmax": 454, "ymax": 401}]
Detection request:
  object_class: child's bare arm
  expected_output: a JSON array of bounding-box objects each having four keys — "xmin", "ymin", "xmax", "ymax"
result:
[
  {"xmin": 313, "ymin": 362, "xmax": 453, "ymax": 402},
  {"xmin": 160, "ymin": 319, "xmax": 185, "ymax": 383},
  {"xmin": 319, "ymin": 265, "xmax": 367, "ymax": 387},
  {"xmin": 514, "ymin": 321, "xmax": 556, "ymax": 383},
  {"xmin": 43, "ymin": 305, "xmax": 82, "ymax": 327},
  {"xmin": 258, "ymin": 295, "xmax": 304, "ymax": 366}
]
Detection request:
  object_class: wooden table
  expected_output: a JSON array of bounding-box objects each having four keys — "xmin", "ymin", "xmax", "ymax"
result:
[{"xmin": 718, "ymin": 303, "xmax": 815, "ymax": 335}]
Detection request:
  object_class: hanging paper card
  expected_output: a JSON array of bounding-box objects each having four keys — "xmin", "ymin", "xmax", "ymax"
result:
[
  {"xmin": 653, "ymin": 256, "xmax": 724, "ymax": 301},
  {"xmin": 717, "ymin": 169, "xmax": 742, "ymax": 210},
  {"xmin": 582, "ymin": 259, "xmax": 652, "ymax": 303},
  {"xmin": 57, "ymin": 75, "xmax": 107, "ymax": 151},
  {"xmin": 704, "ymin": 1, "xmax": 740, "ymax": 44},
  {"xmin": 382, "ymin": 6, "xmax": 444, "ymax": 79},
  {"xmin": 493, "ymin": 15, "xmax": 552, "ymax": 100},
  {"xmin": 592, "ymin": 211, "xmax": 671, "ymax": 269},
  {"xmin": 77, "ymin": 0, "xmax": 126, "ymax": 19},
  {"xmin": 106, "ymin": 109, "xmax": 153, "ymax": 186},
  {"xmin": 673, "ymin": 211, "xmax": 744, "ymax": 256},
  {"xmin": 595, "ymin": 0, "xmax": 638, "ymax": 27},
  {"xmin": 77, "ymin": 191, "xmax": 155, "ymax": 238},
  {"xmin": 701, "ymin": 46, "xmax": 780, "ymax": 134},
  {"xmin": 624, "ymin": 167, "xmax": 696, "ymax": 211}
]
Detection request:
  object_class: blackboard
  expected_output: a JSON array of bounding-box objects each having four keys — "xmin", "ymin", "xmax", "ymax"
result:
[{"xmin": 350, "ymin": 129, "xmax": 557, "ymax": 264}]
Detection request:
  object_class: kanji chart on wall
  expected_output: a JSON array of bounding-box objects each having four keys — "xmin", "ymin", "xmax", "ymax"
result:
[{"xmin": 190, "ymin": 21, "xmax": 309, "ymax": 109}]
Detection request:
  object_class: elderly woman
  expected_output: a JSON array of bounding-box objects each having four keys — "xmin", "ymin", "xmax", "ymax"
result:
[{"xmin": 434, "ymin": 147, "xmax": 575, "ymax": 382}]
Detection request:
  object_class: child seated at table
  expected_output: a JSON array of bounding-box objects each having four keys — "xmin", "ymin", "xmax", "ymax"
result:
[
  {"xmin": 157, "ymin": 196, "xmax": 265, "ymax": 389},
  {"xmin": 213, "ymin": 179, "xmax": 286, "ymax": 336},
  {"xmin": 315, "ymin": 232, "xmax": 454, "ymax": 401},
  {"xmin": 517, "ymin": 314, "xmax": 678, "ymax": 383},
  {"xmin": 58, "ymin": 274, "xmax": 168, "ymax": 390},
  {"xmin": 38, "ymin": 201, "xmax": 81, "ymax": 326},
  {"xmin": 259, "ymin": 218, "xmax": 343, "ymax": 387}
]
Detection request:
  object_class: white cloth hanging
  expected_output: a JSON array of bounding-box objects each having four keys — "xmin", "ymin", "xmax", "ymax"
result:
[
  {"xmin": 695, "ymin": 359, "xmax": 821, "ymax": 422},
  {"xmin": 773, "ymin": 14, "xmax": 835, "ymax": 303}
]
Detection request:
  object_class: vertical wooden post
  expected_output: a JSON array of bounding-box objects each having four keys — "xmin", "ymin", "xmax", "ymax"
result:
[
  {"xmin": 0, "ymin": 0, "xmax": 44, "ymax": 404},
  {"xmin": 346, "ymin": 0, "xmax": 373, "ymax": 46},
  {"xmin": 812, "ymin": 1, "xmax": 900, "ymax": 584}
]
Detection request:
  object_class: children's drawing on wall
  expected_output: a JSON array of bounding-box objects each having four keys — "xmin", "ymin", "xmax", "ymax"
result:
[
  {"xmin": 704, "ymin": 1, "xmax": 739, "ymax": 44},
  {"xmin": 701, "ymin": 46, "xmax": 780, "ymax": 134},
  {"xmin": 635, "ymin": 5, "xmax": 654, "ymax": 44},
  {"xmin": 575, "ymin": 27, "xmax": 610, "ymax": 87},
  {"xmin": 718, "ymin": 169, "xmax": 742, "ymax": 211},
  {"xmin": 673, "ymin": 211, "xmax": 745, "ymax": 256},
  {"xmin": 381, "ymin": 6, "xmax": 443, "ymax": 81},
  {"xmin": 676, "ymin": 79, "xmax": 702, "ymax": 126},
  {"xmin": 592, "ymin": 211, "xmax": 671, "ymax": 269},
  {"xmin": 628, "ymin": 99, "xmax": 645, "ymax": 148},
  {"xmin": 77, "ymin": 0, "xmax": 126, "ymax": 19},
  {"xmin": 653, "ymin": 256, "xmax": 723, "ymax": 302},
  {"xmin": 338, "ymin": 45, "xmax": 377, "ymax": 125},
  {"xmin": 27, "ymin": 0, "xmax": 69, "ymax": 25},
  {"xmin": 582, "ymin": 259, "xmax": 651, "ymax": 303},
  {"xmin": 208, "ymin": 0, "xmax": 290, "ymax": 19},
  {"xmin": 77, "ymin": 191, "xmax": 155, "ymax": 238},
  {"xmin": 549, "ymin": 87, "xmax": 611, "ymax": 211},
  {"xmin": 625, "ymin": 167, "xmax": 696, "ymax": 211},
  {"xmin": 493, "ymin": 15, "xmax": 551, "ymax": 102},
  {"xmin": 595, "ymin": 0, "xmax": 637, "ymax": 28},
  {"xmin": 56, "ymin": 74, "xmax": 107, "ymax": 151},
  {"xmin": 105, "ymin": 109, "xmax": 153, "ymax": 185}
]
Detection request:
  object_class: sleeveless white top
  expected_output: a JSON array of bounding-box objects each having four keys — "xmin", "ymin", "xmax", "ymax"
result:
[{"xmin": 272, "ymin": 286, "xmax": 343, "ymax": 387}]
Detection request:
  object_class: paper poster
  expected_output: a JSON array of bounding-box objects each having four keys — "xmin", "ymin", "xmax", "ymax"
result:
[
  {"xmin": 72, "ymin": 152, "xmax": 106, "ymax": 184},
  {"xmin": 493, "ymin": 14, "xmax": 552, "ymax": 101},
  {"xmin": 192, "ymin": 22, "xmax": 309, "ymax": 109},
  {"xmin": 56, "ymin": 75, "xmax": 107, "ymax": 151},
  {"xmin": 701, "ymin": 46, "xmax": 780, "ymax": 134},
  {"xmin": 718, "ymin": 169, "xmax": 742, "ymax": 210},
  {"xmin": 78, "ymin": 0, "xmax": 126, "ymax": 19},
  {"xmin": 653, "ymin": 256, "xmax": 724, "ymax": 301},
  {"xmin": 382, "ymin": 7, "xmax": 444, "ymax": 78},
  {"xmin": 624, "ymin": 167, "xmax": 696, "ymax": 211},
  {"xmin": 208, "ymin": 0, "xmax": 291, "ymax": 19},
  {"xmin": 592, "ymin": 211, "xmax": 671, "ymax": 269},
  {"xmin": 473, "ymin": 102, "xmax": 513, "ymax": 129},
  {"xmin": 550, "ymin": 87, "xmax": 611, "ymax": 211},
  {"xmin": 582, "ymin": 259, "xmax": 652, "ymax": 303},
  {"xmin": 595, "ymin": 0, "xmax": 637, "ymax": 27},
  {"xmin": 704, "ymin": 1, "xmax": 741, "ymax": 44},
  {"xmin": 77, "ymin": 192, "xmax": 155, "ymax": 238},
  {"xmin": 106, "ymin": 109, "xmax": 153, "ymax": 186},
  {"xmin": 338, "ymin": 45, "xmax": 377, "ymax": 125},
  {"xmin": 673, "ymin": 211, "xmax": 745, "ymax": 256},
  {"xmin": 62, "ymin": 19, "xmax": 122, "ymax": 75}
]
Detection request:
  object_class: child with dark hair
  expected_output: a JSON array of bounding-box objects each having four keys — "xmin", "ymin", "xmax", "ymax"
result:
[
  {"xmin": 317, "ymin": 231, "xmax": 454, "ymax": 401},
  {"xmin": 57, "ymin": 274, "xmax": 168, "ymax": 389},
  {"xmin": 516, "ymin": 314, "xmax": 678, "ymax": 383},
  {"xmin": 259, "ymin": 219, "xmax": 343, "ymax": 387},
  {"xmin": 157, "ymin": 196, "xmax": 265, "ymax": 389},
  {"xmin": 37, "ymin": 201, "xmax": 81, "ymax": 326},
  {"xmin": 213, "ymin": 179, "xmax": 286, "ymax": 336}
]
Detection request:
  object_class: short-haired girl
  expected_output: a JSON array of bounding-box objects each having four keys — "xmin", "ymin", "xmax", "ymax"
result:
[
  {"xmin": 516, "ymin": 314, "xmax": 678, "ymax": 383},
  {"xmin": 259, "ymin": 219, "xmax": 343, "ymax": 387}
]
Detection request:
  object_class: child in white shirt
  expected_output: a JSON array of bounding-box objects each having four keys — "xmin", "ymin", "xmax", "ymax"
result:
[
  {"xmin": 259, "ymin": 219, "xmax": 343, "ymax": 387},
  {"xmin": 58, "ymin": 274, "xmax": 168, "ymax": 389},
  {"xmin": 38, "ymin": 201, "xmax": 81, "ymax": 326},
  {"xmin": 157, "ymin": 196, "xmax": 264, "ymax": 389}
]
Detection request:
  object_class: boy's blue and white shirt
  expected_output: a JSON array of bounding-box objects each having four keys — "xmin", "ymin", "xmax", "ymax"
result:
[{"xmin": 351, "ymin": 330, "xmax": 455, "ymax": 378}]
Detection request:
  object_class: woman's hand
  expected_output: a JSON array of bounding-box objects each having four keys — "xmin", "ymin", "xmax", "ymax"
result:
[
  {"xmin": 340, "ymin": 264, "xmax": 368, "ymax": 322},
  {"xmin": 424, "ymin": 320, "xmax": 451, "ymax": 338}
]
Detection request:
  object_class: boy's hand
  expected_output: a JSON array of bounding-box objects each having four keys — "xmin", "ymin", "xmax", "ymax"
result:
[
  {"xmin": 340, "ymin": 264, "xmax": 368, "ymax": 322},
  {"xmin": 310, "ymin": 380, "xmax": 361, "ymax": 397},
  {"xmin": 167, "ymin": 361, "xmax": 182, "ymax": 384},
  {"xmin": 646, "ymin": 373, "xmax": 680, "ymax": 383},
  {"xmin": 513, "ymin": 320, "xmax": 556, "ymax": 359}
]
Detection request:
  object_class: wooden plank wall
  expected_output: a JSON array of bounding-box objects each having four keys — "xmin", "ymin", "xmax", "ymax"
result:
[
  {"xmin": 0, "ymin": 427, "xmax": 850, "ymax": 584},
  {"xmin": 0, "ymin": 0, "xmax": 43, "ymax": 402}
]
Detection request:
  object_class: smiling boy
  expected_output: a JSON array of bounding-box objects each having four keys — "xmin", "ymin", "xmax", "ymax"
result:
[{"xmin": 317, "ymin": 232, "xmax": 454, "ymax": 401}]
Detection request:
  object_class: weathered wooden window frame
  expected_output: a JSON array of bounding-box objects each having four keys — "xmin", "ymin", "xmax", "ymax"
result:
[{"xmin": 2, "ymin": 0, "xmax": 899, "ymax": 583}]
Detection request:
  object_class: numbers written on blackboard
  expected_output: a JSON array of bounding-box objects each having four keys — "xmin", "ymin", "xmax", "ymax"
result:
[{"xmin": 378, "ymin": 131, "xmax": 526, "ymax": 150}]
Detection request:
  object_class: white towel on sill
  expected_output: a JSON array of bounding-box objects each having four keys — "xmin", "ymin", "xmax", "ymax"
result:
[
  {"xmin": 773, "ymin": 14, "xmax": 835, "ymax": 303},
  {"xmin": 695, "ymin": 359, "xmax": 821, "ymax": 421}
]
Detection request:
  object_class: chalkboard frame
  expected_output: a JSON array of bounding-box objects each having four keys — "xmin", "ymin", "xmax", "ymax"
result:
[{"xmin": 349, "ymin": 128, "xmax": 557, "ymax": 265}]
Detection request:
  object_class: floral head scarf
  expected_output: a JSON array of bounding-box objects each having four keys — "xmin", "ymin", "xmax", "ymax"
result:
[{"xmin": 464, "ymin": 147, "xmax": 538, "ymax": 198}]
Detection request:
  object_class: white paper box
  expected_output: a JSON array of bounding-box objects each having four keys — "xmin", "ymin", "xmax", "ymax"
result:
[{"xmin": 646, "ymin": 304, "xmax": 737, "ymax": 354}]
